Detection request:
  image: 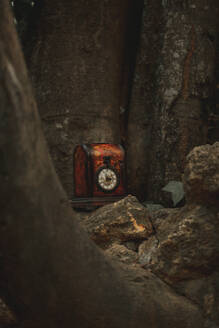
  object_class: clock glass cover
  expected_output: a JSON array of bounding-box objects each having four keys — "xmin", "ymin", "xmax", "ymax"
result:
[{"xmin": 97, "ymin": 167, "xmax": 118, "ymax": 191}]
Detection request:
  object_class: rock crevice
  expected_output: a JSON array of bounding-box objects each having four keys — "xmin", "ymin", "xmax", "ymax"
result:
[{"xmin": 80, "ymin": 142, "xmax": 219, "ymax": 327}]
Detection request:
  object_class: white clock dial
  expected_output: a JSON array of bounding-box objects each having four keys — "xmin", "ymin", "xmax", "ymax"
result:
[{"xmin": 97, "ymin": 168, "xmax": 118, "ymax": 191}]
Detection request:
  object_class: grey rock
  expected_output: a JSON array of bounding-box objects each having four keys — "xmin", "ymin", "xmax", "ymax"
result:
[
  {"xmin": 162, "ymin": 180, "xmax": 185, "ymax": 207},
  {"xmin": 143, "ymin": 205, "xmax": 219, "ymax": 284},
  {"xmin": 183, "ymin": 142, "xmax": 219, "ymax": 206}
]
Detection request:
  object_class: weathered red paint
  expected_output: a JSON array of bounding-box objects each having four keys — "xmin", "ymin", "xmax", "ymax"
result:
[
  {"xmin": 73, "ymin": 145, "xmax": 88, "ymax": 197},
  {"xmin": 73, "ymin": 143, "xmax": 126, "ymax": 207}
]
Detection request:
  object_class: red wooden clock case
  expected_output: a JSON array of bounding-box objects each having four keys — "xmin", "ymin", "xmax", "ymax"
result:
[{"xmin": 72, "ymin": 143, "xmax": 126, "ymax": 208}]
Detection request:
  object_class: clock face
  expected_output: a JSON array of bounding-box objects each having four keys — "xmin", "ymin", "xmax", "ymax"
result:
[{"xmin": 97, "ymin": 167, "xmax": 119, "ymax": 192}]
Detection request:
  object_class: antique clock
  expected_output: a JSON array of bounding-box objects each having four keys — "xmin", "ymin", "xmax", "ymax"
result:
[{"xmin": 72, "ymin": 143, "xmax": 126, "ymax": 208}]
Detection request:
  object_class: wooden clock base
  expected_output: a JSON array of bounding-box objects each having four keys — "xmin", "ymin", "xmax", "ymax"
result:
[{"xmin": 70, "ymin": 195, "xmax": 126, "ymax": 209}]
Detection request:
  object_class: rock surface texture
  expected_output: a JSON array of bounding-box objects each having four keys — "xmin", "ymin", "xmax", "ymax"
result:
[
  {"xmin": 183, "ymin": 142, "xmax": 219, "ymax": 205},
  {"xmin": 82, "ymin": 195, "xmax": 154, "ymax": 248},
  {"xmin": 1, "ymin": 143, "xmax": 218, "ymax": 327},
  {"xmin": 81, "ymin": 142, "xmax": 219, "ymax": 328}
]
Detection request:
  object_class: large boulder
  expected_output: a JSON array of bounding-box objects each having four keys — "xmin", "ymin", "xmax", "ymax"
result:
[
  {"xmin": 73, "ymin": 143, "xmax": 219, "ymax": 327},
  {"xmin": 82, "ymin": 195, "xmax": 154, "ymax": 248},
  {"xmin": 183, "ymin": 142, "xmax": 219, "ymax": 206},
  {"xmin": 137, "ymin": 143, "xmax": 219, "ymax": 326},
  {"xmin": 140, "ymin": 205, "xmax": 219, "ymax": 283},
  {"xmin": 139, "ymin": 142, "xmax": 219, "ymax": 284}
]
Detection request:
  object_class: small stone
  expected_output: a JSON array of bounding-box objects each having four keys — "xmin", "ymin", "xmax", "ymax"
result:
[{"xmin": 162, "ymin": 181, "xmax": 185, "ymax": 207}]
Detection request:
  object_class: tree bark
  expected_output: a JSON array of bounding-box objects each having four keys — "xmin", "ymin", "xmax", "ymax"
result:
[
  {"xmin": 128, "ymin": 0, "xmax": 219, "ymax": 203},
  {"xmin": 126, "ymin": 0, "xmax": 164, "ymax": 201},
  {"xmin": 0, "ymin": 1, "xmax": 205, "ymax": 328},
  {"xmin": 149, "ymin": 0, "xmax": 219, "ymax": 203},
  {"xmin": 29, "ymin": 0, "xmax": 129, "ymax": 198}
]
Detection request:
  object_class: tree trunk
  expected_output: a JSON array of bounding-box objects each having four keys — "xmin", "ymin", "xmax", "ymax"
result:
[
  {"xmin": 126, "ymin": 0, "xmax": 164, "ymax": 201},
  {"xmin": 128, "ymin": 0, "xmax": 219, "ymax": 203},
  {"xmin": 0, "ymin": 1, "xmax": 205, "ymax": 327},
  {"xmin": 29, "ymin": 0, "xmax": 129, "ymax": 198}
]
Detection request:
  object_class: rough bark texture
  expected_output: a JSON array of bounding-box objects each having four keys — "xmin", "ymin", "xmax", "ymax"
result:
[
  {"xmin": 149, "ymin": 0, "xmax": 219, "ymax": 203},
  {"xmin": 126, "ymin": 0, "xmax": 164, "ymax": 201},
  {"xmin": 29, "ymin": 0, "xmax": 129, "ymax": 199},
  {"xmin": 128, "ymin": 0, "xmax": 219, "ymax": 203},
  {"xmin": 0, "ymin": 2, "xmax": 205, "ymax": 328}
]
